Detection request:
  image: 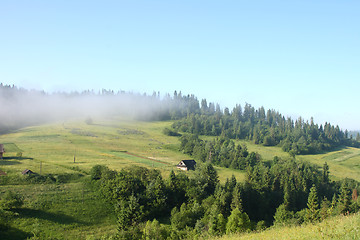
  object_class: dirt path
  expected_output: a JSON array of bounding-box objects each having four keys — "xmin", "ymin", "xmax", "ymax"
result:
[{"xmin": 123, "ymin": 151, "xmax": 170, "ymax": 165}]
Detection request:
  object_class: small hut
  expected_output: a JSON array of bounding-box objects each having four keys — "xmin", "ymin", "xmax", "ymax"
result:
[
  {"xmin": 22, "ymin": 169, "xmax": 34, "ymax": 175},
  {"xmin": 176, "ymin": 160, "xmax": 197, "ymax": 171},
  {"xmin": 0, "ymin": 144, "xmax": 4, "ymax": 159}
]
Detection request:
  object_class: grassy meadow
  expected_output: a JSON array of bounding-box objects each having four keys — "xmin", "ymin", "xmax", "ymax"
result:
[
  {"xmin": 237, "ymin": 139, "xmax": 360, "ymax": 182},
  {"xmin": 0, "ymin": 118, "xmax": 246, "ymax": 239},
  {"xmin": 217, "ymin": 212, "xmax": 360, "ymax": 240},
  {"xmin": 0, "ymin": 118, "xmax": 246, "ymax": 181},
  {"xmin": 1, "ymin": 117, "xmax": 360, "ymax": 239}
]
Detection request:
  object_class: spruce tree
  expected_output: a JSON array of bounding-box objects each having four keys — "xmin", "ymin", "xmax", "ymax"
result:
[
  {"xmin": 226, "ymin": 208, "xmax": 250, "ymax": 234},
  {"xmin": 338, "ymin": 182, "xmax": 352, "ymax": 215},
  {"xmin": 322, "ymin": 162, "xmax": 330, "ymax": 184},
  {"xmin": 306, "ymin": 184, "xmax": 320, "ymax": 222}
]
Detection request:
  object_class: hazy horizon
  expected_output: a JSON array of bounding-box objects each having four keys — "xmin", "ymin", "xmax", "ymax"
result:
[{"xmin": 1, "ymin": 1, "xmax": 359, "ymax": 130}]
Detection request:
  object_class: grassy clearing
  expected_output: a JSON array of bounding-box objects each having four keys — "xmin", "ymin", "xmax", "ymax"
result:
[
  {"xmin": 0, "ymin": 118, "xmax": 247, "ymax": 239},
  {"xmin": 1, "ymin": 118, "xmax": 360, "ymax": 239},
  {"xmin": 216, "ymin": 212, "xmax": 360, "ymax": 240},
  {"xmin": 2, "ymin": 143, "xmax": 23, "ymax": 153},
  {"xmin": 0, "ymin": 118, "xmax": 245, "ymax": 183},
  {"xmin": 296, "ymin": 147, "xmax": 360, "ymax": 182},
  {"xmin": 234, "ymin": 139, "xmax": 360, "ymax": 182},
  {"xmin": 202, "ymin": 136, "xmax": 360, "ymax": 182},
  {"xmin": 1, "ymin": 182, "xmax": 116, "ymax": 240},
  {"xmin": 1, "ymin": 118, "xmax": 359, "ymax": 182}
]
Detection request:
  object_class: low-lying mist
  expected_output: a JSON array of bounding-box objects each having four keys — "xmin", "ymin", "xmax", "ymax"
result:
[{"xmin": 0, "ymin": 86, "xmax": 176, "ymax": 133}]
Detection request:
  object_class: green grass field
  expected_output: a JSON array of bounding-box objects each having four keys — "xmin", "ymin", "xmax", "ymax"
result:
[
  {"xmin": 2, "ymin": 118, "xmax": 359, "ymax": 182},
  {"xmin": 1, "ymin": 118, "xmax": 360, "ymax": 239},
  {"xmin": 0, "ymin": 182, "xmax": 116, "ymax": 239},
  {"xmin": 217, "ymin": 212, "xmax": 360, "ymax": 240},
  {"xmin": 0, "ymin": 118, "xmax": 246, "ymax": 182}
]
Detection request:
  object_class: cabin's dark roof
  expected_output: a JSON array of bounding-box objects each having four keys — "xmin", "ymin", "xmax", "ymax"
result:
[
  {"xmin": 22, "ymin": 169, "xmax": 34, "ymax": 175},
  {"xmin": 177, "ymin": 160, "xmax": 197, "ymax": 170}
]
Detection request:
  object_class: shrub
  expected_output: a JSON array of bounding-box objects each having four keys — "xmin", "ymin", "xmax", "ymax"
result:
[
  {"xmin": 226, "ymin": 208, "xmax": 251, "ymax": 234},
  {"xmin": 25, "ymin": 174, "xmax": 56, "ymax": 184},
  {"xmin": 273, "ymin": 204, "xmax": 294, "ymax": 226},
  {"xmin": 54, "ymin": 173, "xmax": 84, "ymax": 183},
  {"xmin": 163, "ymin": 128, "xmax": 181, "ymax": 137},
  {"xmin": 0, "ymin": 190, "xmax": 24, "ymax": 210},
  {"xmin": 90, "ymin": 165, "xmax": 111, "ymax": 180}
]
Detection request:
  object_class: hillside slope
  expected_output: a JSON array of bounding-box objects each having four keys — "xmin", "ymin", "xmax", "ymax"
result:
[
  {"xmin": 217, "ymin": 212, "xmax": 360, "ymax": 240},
  {"xmin": 0, "ymin": 118, "xmax": 245, "ymax": 182}
]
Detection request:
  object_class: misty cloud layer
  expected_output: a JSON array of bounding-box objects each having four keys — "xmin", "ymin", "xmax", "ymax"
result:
[{"xmin": 0, "ymin": 86, "xmax": 168, "ymax": 132}]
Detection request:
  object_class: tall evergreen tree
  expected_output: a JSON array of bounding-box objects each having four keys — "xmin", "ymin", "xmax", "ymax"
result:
[
  {"xmin": 226, "ymin": 208, "xmax": 251, "ymax": 234},
  {"xmin": 338, "ymin": 182, "xmax": 352, "ymax": 215},
  {"xmin": 306, "ymin": 184, "xmax": 320, "ymax": 222},
  {"xmin": 322, "ymin": 162, "xmax": 330, "ymax": 184}
]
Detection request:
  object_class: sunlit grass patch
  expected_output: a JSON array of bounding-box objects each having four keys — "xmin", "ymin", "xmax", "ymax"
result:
[
  {"xmin": 2, "ymin": 142, "xmax": 23, "ymax": 153},
  {"xmin": 216, "ymin": 212, "xmax": 360, "ymax": 240}
]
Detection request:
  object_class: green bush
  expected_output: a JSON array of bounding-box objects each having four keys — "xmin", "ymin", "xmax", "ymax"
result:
[
  {"xmin": 163, "ymin": 128, "xmax": 181, "ymax": 137},
  {"xmin": 25, "ymin": 174, "xmax": 56, "ymax": 184},
  {"xmin": 0, "ymin": 190, "xmax": 24, "ymax": 210},
  {"xmin": 0, "ymin": 209, "xmax": 11, "ymax": 230},
  {"xmin": 90, "ymin": 165, "xmax": 111, "ymax": 180},
  {"xmin": 54, "ymin": 173, "xmax": 84, "ymax": 183}
]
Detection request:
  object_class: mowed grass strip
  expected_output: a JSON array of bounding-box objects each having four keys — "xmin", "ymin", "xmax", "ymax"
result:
[
  {"xmin": 2, "ymin": 142, "xmax": 23, "ymax": 153},
  {"xmin": 107, "ymin": 151, "xmax": 171, "ymax": 168}
]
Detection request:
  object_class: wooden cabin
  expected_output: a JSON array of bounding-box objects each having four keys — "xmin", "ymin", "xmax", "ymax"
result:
[
  {"xmin": 22, "ymin": 169, "xmax": 34, "ymax": 175},
  {"xmin": 0, "ymin": 144, "xmax": 4, "ymax": 159},
  {"xmin": 176, "ymin": 160, "xmax": 197, "ymax": 171}
]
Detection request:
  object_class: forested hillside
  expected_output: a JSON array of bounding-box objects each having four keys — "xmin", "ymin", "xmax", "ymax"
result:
[
  {"xmin": 87, "ymin": 159, "xmax": 360, "ymax": 239},
  {"xmin": 1, "ymin": 84, "xmax": 358, "ymax": 156},
  {"xmin": 172, "ymin": 103, "xmax": 360, "ymax": 155},
  {"xmin": 1, "ymin": 84, "xmax": 360, "ymax": 239}
]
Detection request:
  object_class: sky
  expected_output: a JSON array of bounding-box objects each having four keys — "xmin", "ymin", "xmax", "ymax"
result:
[{"xmin": 0, "ymin": 1, "xmax": 359, "ymax": 130}]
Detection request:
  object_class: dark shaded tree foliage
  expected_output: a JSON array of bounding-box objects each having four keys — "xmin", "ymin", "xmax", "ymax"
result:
[
  {"xmin": 179, "ymin": 134, "xmax": 254, "ymax": 170},
  {"xmin": 172, "ymin": 104, "xmax": 360, "ymax": 155},
  {"xmin": 2, "ymin": 84, "xmax": 358, "ymax": 155},
  {"xmin": 90, "ymin": 157, "xmax": 360, "ymax": 239},
  {"xmin": 3, "ymin": 84, "xmax": 360, "ymax": 239}
]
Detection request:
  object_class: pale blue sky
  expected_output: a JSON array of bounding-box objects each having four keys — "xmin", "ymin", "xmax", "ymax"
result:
[{"xmin": 1, "ymin": 1, "xmax": 359, "ymax": 129}]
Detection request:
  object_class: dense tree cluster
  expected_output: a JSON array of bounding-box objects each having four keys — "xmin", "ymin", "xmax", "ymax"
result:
[
  {"xmin": 1, "ymin": 84, "xmax": 359, "ymax": 155},
  {"xmin": 172, "ymin": 103, "xmax": 360, "ymax": 154},
  {"xmin": 179, "ymin": 134, "xmax": 258, "ymax": 170},
  {"xmin": 91, "ymin": 159, "xmax": 360, "ymax": 239}
]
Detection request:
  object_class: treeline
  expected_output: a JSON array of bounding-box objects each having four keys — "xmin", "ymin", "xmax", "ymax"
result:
[
  {"xmin": 0, "ymin": 84, "xmax": 200, "ymax": 133},
  {"xmin": 172, "ymin": 103, "xmax": 360, "ymax": 155},
  {"xmin": 90, "ymin": 160, "xmax": 360, "ymax": 240},
  {"xmin": 179, "ymin": 134, "xmax": 258, "ymax": 170},
  {"xmin": 1, "ymin": 84, "xmax": 358, "ymax": 155}
]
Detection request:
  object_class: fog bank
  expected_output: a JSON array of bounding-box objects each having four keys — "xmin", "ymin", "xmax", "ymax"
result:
[{"xmin": 0, "ymin": 86, "xmax": 170, "ymax": 132}]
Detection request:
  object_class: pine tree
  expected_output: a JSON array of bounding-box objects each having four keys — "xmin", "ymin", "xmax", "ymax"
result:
[
  {"xmin": 231, "ymin": 183, "xmax": 243, "ymax": 211},
  {"xmin": 338, "ymin": 182, "xmax": 352, "ymax": 215},
  {"xmin": 319, "ymin": 197, "xmax": 330, "ymax": 220},
  {"xmin": 306, "ymin": 184, "xmax": 320, "ymax": 222},
  {"xmin": 328, "ymin": 193, "xmax": 337, "ymax": 216},
  {"xmin": 273, "ymin": 203, "xmax": 294, "ymax": 226},
  {"xmin": 226, "ymin": 208, "xmax": 251, "ymax": 234},
  {"xmin": 322, "ymin": 162, "xmax": 330, "ymax": 184}
]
